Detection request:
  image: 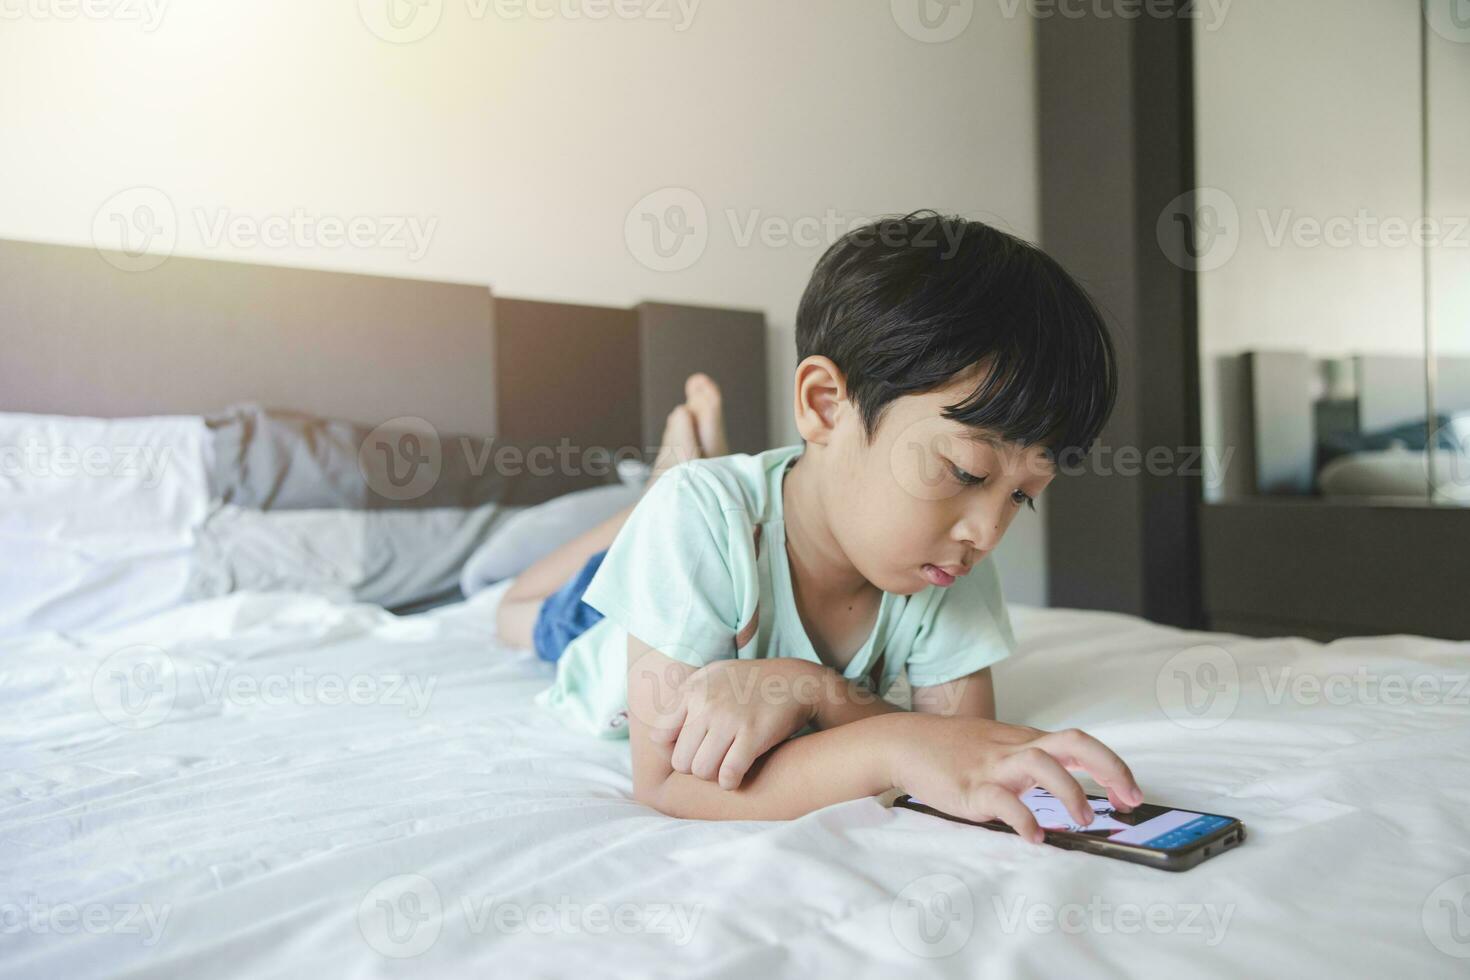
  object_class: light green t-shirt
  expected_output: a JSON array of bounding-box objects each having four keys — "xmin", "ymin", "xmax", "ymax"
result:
[{"xmin": 534, "ymin": 444, "xmax": 1016, "ymax": 738}]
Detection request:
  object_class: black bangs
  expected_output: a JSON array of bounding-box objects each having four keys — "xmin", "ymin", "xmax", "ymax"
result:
[{"xmin": 794, "ymin": 210, "xmax": 1117, "ymax": 457}]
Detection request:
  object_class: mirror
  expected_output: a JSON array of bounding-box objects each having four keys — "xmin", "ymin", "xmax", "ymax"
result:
[
  {"xmin": 1425, "ymin": 0, "xmax": 1470, "ymax": 505},
  {"xmin": 1192, "ymin": 0, "xmax": 1463, "ymax": 506}
]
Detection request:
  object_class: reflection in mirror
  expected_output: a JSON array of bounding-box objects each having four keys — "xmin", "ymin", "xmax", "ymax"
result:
[
  {"xmin": 1194, "ymin": 0, "xmax": 1433, "ymax": 505},
  {"xmin": 1425, "ymin": 0, "xmax": 1470, "ymax": 505},
  {"xmin": 1228, "ymin": 351, "xmax": 1467, "ymax": 504}
]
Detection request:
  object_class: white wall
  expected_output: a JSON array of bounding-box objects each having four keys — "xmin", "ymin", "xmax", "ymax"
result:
[
  {"xmin": 0, "ymin": 0, "xmax": 1051, "ymax": 604},
  {"xmin": 1193, "ymin": 0, "xmax": 1427, "ymax": 499}
]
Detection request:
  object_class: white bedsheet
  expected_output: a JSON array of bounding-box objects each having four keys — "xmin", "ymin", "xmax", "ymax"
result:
[{"xmin": 3, "ymin": 590, "xmax": 1468, "ymax": 978}]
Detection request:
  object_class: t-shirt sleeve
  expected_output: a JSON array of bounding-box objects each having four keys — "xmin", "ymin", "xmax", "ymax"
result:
[
  {"xmin": 579, "ymin": 464, "xmax": 743, "ymax": 669},
  {"xmin": 903, "ymin": 556, "xmax": 1017, "ymax": 688}
]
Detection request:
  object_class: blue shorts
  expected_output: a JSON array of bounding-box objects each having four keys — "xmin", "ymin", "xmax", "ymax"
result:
[{"xmin": 531, "ymin": 550, "xmax": 609, "ymax": 663}]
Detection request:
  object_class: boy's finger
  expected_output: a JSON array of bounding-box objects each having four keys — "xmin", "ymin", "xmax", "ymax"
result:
[
  {"xmin": 669, "ymin": 716, "xmax": 708, "ymax": 774},
  {"xmin": 690, "ymin": 728, "xmax": 735, "ymax": 783},
  {"xmin": 718, "ymin": 731, "xmax": 760, "ymax": 790},
  {"xmin": 1036, "ymin": 729, "xmax": 1144, "ymax": 807},
  {"xmin": 1105, "ymin": 788, "xmax": 1135, "ymax": 814},
  {"xmin": 1006, "ymin": 749, "xmax": 1093, "ymax": 828},
  {"xmin": 971, "ymin": 785, "xmax": 1043, "ymax": 845}
]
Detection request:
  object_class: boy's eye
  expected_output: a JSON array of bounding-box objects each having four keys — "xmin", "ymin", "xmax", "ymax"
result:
[
  {"xmin": 948, "ymin": 462, "xmax": 985, "ymax": 486},
  {"xmin": 1012, "ymin": 489, "xmax": 1036, "ymax": 511}
]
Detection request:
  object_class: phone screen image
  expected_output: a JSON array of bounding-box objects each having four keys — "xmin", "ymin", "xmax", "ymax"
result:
[{"xmin": 906, "ymin": 788, "xmax": 1237, "ymax": 851}]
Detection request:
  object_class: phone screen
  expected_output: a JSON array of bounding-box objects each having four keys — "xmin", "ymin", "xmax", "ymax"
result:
[{"xmin": 907, "ymin": 788, "xmax": 1237, "ymax": 851}]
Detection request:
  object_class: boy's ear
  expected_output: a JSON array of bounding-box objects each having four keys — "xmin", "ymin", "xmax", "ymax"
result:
[{"xmin": 792, "ymin": 355, "xmax": 848, "ymax": 446}]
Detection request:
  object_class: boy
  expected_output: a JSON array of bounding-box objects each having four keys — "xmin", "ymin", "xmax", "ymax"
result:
[{"xmin": 497, "ymin": 210, "xmax": 1144, "ymax": 840}]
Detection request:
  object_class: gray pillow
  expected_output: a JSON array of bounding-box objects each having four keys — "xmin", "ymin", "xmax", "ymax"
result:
[
  {"xmin": 205, "ymin": 403, "xmax": 519, "ymax": 511},
  {"xmin": 197, "ymin": 404, "xmax": 637, "ymax": 610}
]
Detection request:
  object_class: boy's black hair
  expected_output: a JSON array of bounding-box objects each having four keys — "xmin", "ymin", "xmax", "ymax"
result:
[{"xmin": 794, "ymin": 209, "xmax": 1116, "ymax": 459}]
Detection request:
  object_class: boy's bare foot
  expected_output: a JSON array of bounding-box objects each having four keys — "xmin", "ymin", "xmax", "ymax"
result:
[
  {"xmin": 684, "ymin": 373, "xmax": 730, "ymax": 458},
  {"xmin": 652, "ymin": 405, "xmax": 701, "ymax": 481}
]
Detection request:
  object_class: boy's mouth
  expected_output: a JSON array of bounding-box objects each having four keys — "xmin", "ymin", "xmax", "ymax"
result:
[{"xmin": 921, "ymin": 563, "xmax": 967, "ymax": 587}]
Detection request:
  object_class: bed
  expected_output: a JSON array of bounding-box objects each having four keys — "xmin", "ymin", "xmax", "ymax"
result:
[
  {"xmin": 3, "ymin": 240, "xmax": 1468, "ymax": 977},
  {"xmin": 4, "ymin": 589, "xmax": 1468, "ymax": 977}
]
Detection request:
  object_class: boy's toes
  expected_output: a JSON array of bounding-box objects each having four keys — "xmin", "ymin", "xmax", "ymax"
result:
[{"xmin": 685, "ymin": 372, "xmax": 721, "ymax": 410}]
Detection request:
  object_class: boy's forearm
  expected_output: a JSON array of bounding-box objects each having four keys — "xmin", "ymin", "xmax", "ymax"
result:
[
  {"xmin": 799, "ymin": 660, "xmax": 902, "ymax": 730},
  {"xmin": 640, "ymin": 712, "xmax": 907, "ymax": 820}
]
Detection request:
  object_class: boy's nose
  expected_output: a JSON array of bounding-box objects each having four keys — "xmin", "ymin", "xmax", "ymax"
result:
[
  {"xmin": 953, "ymin": 519, "xmax": 997, "ymax": 554},
  {"xmin": 955, "ymin": 496, "xmax": 1012, "ymax": 552}
]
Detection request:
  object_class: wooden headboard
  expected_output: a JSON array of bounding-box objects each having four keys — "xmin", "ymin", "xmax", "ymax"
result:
[{"xmin": 0, "ymin": 238, "xmax": 769, "ymax": 500}]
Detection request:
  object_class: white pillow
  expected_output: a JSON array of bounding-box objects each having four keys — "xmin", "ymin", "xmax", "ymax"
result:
[
  {"xmin": 1318, "ymin": 446, "xmax": 1470, "ymax": 505},
  {"xmin": 1449, "ymin": 412, "xmax": 1470, "ymax": 455},
  {"xmin": 1433, "ymin": 416, "xmax": 1470, "ymax": 503},
  {"xmin": 0, "ymin": 413, "xmax": 211, "ymax": 637},
  {"xmin": 459, "ymin": 483, "xmax": 642, "ymax": 596}
]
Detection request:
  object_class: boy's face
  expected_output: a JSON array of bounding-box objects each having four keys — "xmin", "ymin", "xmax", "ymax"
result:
[{"xmin": 819, "ymin": 376, "xmax": 1057, "ymax": 596}]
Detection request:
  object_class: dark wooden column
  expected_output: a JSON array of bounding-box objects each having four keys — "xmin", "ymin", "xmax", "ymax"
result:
[{"xmin": 1038, "ymin": 5, "xmax": 1203, "ymax": 628}]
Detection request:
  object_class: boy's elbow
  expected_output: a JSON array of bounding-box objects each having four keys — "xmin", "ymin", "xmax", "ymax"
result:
[
  {"xmin": 632, "ymin": 778, "xmax": 664, "ymax": 810},
  {"xmin": 633, "ymin": 774, "xmax": 712, "ymax": 820},
  {"xmin": 633, "ymin": 775, "xmax": 681, "ymax": 817}
]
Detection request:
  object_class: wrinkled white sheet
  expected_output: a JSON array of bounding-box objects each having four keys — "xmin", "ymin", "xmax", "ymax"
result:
[{"xmin": 3, "ymin": 590, "xmax": 1468, "ymax": 978}]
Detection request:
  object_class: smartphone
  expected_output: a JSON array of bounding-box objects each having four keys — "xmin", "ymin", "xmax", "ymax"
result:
[{"xmin": 893, "ymin": 787, "xmax": 1245, "ymax": 872}]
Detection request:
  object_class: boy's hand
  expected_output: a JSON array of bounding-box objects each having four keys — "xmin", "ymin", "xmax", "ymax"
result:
[
  {"xmin": 885, "ymin": 714, "xmax": 1144, "ymax": 843},
  {"xmin": 651, "ymin": 658, "xmax": 825, "ymax": 790}
]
